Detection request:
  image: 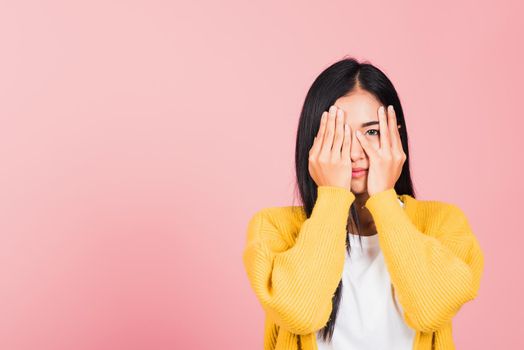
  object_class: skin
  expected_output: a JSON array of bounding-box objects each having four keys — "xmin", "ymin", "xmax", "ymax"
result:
[{"xmin": 332, "ymin": 87, "xmax": 406, "ymax": 235}]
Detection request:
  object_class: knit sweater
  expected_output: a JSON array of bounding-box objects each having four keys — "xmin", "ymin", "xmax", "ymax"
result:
[{"xmin": 242, "ymin": 186, "xmax": 485, "ymax": 350}]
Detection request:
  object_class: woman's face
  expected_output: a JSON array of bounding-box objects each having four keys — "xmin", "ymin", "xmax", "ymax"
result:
[{"xmin": 334, "ymin": 89, "xmax": 383, "ymax": 195}]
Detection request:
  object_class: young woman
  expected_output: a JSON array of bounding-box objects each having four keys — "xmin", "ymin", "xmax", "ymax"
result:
[{"xmin": 242, "ymin": 57, "xmax": 484, "ymax": 350}]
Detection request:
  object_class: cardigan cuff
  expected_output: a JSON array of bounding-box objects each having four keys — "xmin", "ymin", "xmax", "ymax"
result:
[
  {"xmin": 364, "ymin": 188, "xmax": 404, "ymax": 219},
  {"xmin": 311, "ymin": 186, "xmax": 355, "ymax": 223}
]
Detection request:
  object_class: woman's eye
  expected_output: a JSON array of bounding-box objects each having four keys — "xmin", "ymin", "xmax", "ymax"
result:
[{"xmin": 365, "ymin": 129, "xmax": 380, "ymax": 136}]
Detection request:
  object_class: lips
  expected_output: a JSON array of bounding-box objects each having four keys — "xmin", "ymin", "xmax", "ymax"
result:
[{"xmin": 352, "ymin": 168, "xmax": 367, "ymax": 178}]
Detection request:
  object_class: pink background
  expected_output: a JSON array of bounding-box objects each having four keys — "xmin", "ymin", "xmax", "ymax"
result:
[{"xmin": 0, "ymin": 0, "xmax": 521, "ymax": 349}]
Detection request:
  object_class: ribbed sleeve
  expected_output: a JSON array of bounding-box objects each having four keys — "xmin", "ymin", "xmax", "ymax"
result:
[
  {"xmin": 364, "ymin": 188, "xmax": 485, "ymax": 333},
  {"xmin": 242, "ymin": 186, "xmax": 355, "ymax": 335}
]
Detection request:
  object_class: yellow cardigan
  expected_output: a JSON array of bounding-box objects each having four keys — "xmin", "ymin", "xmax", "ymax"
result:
[{"xmin": 242, "ymin": 186, "xmax": 484, "ymax": 350}]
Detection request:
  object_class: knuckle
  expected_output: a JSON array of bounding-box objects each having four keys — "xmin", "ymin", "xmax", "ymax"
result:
[
  {"xmin": 318, "ymin": 156, "xmax": 328, "ymax": 164},
  {"xmin": 395, "ymin": 151, "xmax": 405, "ymax": 159}
]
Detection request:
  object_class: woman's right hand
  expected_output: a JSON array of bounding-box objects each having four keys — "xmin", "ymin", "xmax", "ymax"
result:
[{"xmin": 308, "ymin": 104, "xmax": 353, "ymax": 191}]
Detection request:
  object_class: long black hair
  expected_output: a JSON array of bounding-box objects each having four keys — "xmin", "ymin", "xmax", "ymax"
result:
[{"xmin": 291, "ymin": 56, "xmax": 416, "ymax": 342}]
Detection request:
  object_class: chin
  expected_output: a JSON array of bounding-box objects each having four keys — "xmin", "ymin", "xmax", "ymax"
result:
[{"xmin": 350, "ymin": 182, "xmax": 368, "ymax": 195}]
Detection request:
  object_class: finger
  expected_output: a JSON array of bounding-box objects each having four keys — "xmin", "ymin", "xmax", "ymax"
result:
[
  {"xmin": 318, "ymin": 111, "xmax": 328, "ymax": 138},
  {"xmin": 341, "ymin": 122, "xmax": 351, "ymax": 161},
  {"xmin": 310, "ymin": 111, "xmax": 328, "ymax": 156},
  {"xmin": 387, "ymin": 105, "xmax": 401, "ymax": 150},
  {"xmin": 378, "ymin": 105, "xmax": 390, "ymax": 151},
  {"xmin": 331, "ymin": 108, "xmax": 345, "ymax": 158},
  {"xmin": 320, "ymin": 105, "xmax": 337, "ymax": 157},
  {"xmin": 356, "ymin": 129, "xmax": 378, "ymax": 158}
]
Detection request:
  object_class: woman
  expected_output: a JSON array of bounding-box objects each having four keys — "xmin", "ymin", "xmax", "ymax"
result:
[{"xmin": 242, "ymin": 57, "xmax": 484, "ymax": 350}]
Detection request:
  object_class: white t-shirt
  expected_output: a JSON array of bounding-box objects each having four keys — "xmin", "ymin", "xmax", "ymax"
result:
[{"xmin": 315, "ymin": 198, "xmax": 415, "ymax": 350}]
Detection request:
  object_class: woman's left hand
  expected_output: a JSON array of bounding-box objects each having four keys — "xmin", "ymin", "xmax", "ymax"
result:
[{"xmin": 355, "ymin": 105, "xmax": 406, "ymax": 197}]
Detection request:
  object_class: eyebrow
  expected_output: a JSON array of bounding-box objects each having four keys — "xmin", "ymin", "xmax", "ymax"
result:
[{"xmin": 361, "ymin": 121, "xmax": 379, "ymax": 128}]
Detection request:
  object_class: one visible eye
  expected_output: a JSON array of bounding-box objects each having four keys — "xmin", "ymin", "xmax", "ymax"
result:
[{"xmin": 365, "ymin": 129, "xmax": 380, "ymax": 136}]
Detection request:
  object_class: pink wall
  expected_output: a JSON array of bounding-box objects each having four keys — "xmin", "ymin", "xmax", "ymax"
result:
[{"xmin": 0, "ymin": 0, "xmax": 521, "ymax": 349}]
